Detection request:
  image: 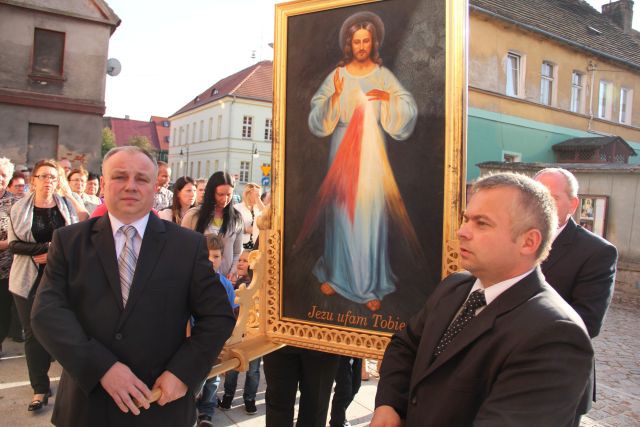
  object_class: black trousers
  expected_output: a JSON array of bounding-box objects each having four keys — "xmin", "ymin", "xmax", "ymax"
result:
[
  {"xmin": 264, "ymin": 346, "xmax": 339, "ymax": 427},
  {"xmin": 13, "ymin": 292, "xmax": 52, "ymax": 394},
  {"xmin": 329, "ymin": 357, "xmax": 362, "ymax": 427},
  {"xmin": 0, "ymin": 278, "xmax": 10, "ymax": 343}
]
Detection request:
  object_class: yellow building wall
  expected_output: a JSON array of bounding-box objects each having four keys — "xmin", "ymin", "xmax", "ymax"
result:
[{"xmin": 469, "ymin": 12, "xmax": 640, "ymax": 142}]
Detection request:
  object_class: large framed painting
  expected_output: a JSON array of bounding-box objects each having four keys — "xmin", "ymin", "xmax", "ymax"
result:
[{"xmin": 265, "ymin": 0, "xmax": 467, "ymax": 358}]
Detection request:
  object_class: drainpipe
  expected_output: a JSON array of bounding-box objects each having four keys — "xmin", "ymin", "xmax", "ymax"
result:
[
  {"xmin": 587, "ymin": 60, "xmax": 596, "ymax": 132},
  {"xmin": 226, "ymin": 95, "xmax": 237, "ymax": 174}
]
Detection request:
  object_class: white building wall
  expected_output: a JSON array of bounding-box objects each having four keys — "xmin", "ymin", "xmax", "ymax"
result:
[{"xmin": 168, "ymin": 97, "xmax": 272, "ymax": 193}]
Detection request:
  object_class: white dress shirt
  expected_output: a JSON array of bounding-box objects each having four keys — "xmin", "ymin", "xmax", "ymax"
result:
[
  {"xmin": 468, "ymin": 267, "xmax": 536, "ymax": 315},
  {"xmin": 108, "ymin": 213, "xmax": 150, "ymax": 259}
]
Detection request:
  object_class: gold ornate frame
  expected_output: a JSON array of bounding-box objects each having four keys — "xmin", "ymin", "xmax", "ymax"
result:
[{"xmin": 266, "ymin": 0, "xmax": 468, "ymax": 359}]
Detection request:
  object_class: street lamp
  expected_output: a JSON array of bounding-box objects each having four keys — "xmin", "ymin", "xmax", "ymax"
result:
[
  {"xmin": 179, "ymin": 145, "xmax": 190, "ymax": 176},
  {"xmin": 249, "ymin": 143, "xmax": 259, "ymax": 183}
]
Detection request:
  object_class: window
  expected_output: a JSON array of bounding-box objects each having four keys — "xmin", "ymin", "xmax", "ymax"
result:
[
  {"xmin": 505, "ymin": 52, "xmax": 523, "ymax": 97},
  {"xmin": 502, "ymin": 151, "xmax": 522, "ymax": 163},
  {"xmin": 239, "ymin": 161, "xmax": 250, "ymax": 182},
  {"xmin": 570, "ymin": 71, "xmax": 584, "ymax": 113},
  {"xmin": 185, "ymin": 125, "xmax": 189, "ymax": 144},
  {"xmin": 217, "ymin": 115, "xmax": 223, "ymax": 139},
  {"xmin": 32, "ymin": 28, "xmax": 65, "ymax": 77},
  {"xmin": 197, "ymin": 161, "xmax": 201, "ymax": 178},
  {"xmin": 619, "ymin": 88, "xmax": 633, "ymax": 124},
  {"xmin": 540, "ymin": 61, "xmax": 555, "ymax": 105},
  {"xmin": 189, "ymin": 161, "xmax": 194, "ymax": 176},
  {"xmin": 206, "ymin": 160, "xmax": 210, "ymax": 177},
  {"xmin": 264, "ymin": 118, "xmax": 273, "ymax": 141},
  {"xmin": 242, "ymin": 116, "xmax": 253, "ymax": 139},
  {"xmin": 172, "ymin": 128, "xmax": 177, "ymax": 146},
  {"xmin": 199, "ymin": 120, "xmax": 204, "ymax": 141},
  {"xmin": 208, "ymin": 118, "xmax": 213, "ymax": 140},
  {"xmin": 214, "ymin": 160, "xmax": 219, "ymax": 172},
  {"xmin": 162, "ymin": 121, "xmax": 170, "ymax": 127},
  {"xmin": 598, "ymin": 81, "xmax": 613, "ymax": 120},
  {"xmin": 192, "ymin": 122, "xmax": 196, "ymax": 143}
]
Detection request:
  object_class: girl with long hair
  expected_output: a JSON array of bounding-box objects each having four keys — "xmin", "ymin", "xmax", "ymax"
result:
[
  {"xmin": 159, "ymin": 176, "xmax": 196, "ymax": 224},
  {"xmin": 181, "ymin": 172, "xmax": 242, "ymax": 277}
]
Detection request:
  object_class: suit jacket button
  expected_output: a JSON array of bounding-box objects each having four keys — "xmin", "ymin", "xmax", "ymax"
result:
[
  {"xmin": 411, "ymin": 396, "xmax": 417, "ymax": 405},
  {"xmin": 115, "ymin": 333, "xmax": 123, "ymax": 340}
]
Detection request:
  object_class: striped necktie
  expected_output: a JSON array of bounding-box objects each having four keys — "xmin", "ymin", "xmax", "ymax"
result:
[{"xmin": 118, "ymin": 225, "xmax": 138, "ymax": 307}]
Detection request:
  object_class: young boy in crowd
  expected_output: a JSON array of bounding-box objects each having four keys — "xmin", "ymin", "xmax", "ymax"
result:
[
  {"xmin": 196, "ymin": 235, "xmax": 238, "ymax": 427},
  {"xmin": 219, "ymin": 249, "xmax": 261, "ymax": 415}
]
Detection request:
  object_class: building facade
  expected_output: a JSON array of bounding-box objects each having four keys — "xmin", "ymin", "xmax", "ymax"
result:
[
  {"xmin": 0, "ymin": 0, "xmax": 120, "ymax": 172},
  {"xmin": 168, "ymin": 61, "xmax": 273, "ymax": 191},
  {"xmin": 468, "ymin": 0, "xmax": 640, "ymax": 180}
]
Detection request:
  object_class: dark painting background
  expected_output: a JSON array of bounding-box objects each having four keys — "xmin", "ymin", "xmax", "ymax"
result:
[{"xmin": 281, "ymin": 0, "xmax": 447, "ymax": 334}]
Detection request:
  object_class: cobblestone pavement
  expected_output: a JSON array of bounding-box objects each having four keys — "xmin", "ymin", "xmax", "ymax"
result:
[
  {"xmin": 1, "ymin": 301, "xmax": 637, "ymax": 426},
  {"xmin": 582, "ymin": 299, "xmax": 640, "ymax": 427}
]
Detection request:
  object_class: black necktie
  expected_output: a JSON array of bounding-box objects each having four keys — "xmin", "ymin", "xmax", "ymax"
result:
[{"xmin": 433, "ymin": 289, "xmax": 487, "ymax": 358}]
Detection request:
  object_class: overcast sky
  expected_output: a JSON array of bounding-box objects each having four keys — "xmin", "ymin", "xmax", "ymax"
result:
[{"xmin": 104, "ymin": 0, "xmax": 639, "ymax": 121}]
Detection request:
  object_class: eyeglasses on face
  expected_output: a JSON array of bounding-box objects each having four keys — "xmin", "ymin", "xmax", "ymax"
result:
[
  {"xmin": 69, "ymin": 179, "xmax": 87, "ymax": 183},
  {"xmin": 34, "ymin": 174, "xmax": 58, "ymax": 182}
]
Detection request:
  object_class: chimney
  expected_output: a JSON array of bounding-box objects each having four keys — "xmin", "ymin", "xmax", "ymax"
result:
[
  {"xmin": 602, "ymin": 0, "xmax": 634, "ymax": 34},
  {"xmin": 125, "ymin": 115, "xmax": 130, "ymax": 120}
]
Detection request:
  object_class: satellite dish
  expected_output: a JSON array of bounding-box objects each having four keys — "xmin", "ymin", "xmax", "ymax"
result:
[{"xmin": 106, "ymin": 58, "xmax": 121, "ymax": 76}]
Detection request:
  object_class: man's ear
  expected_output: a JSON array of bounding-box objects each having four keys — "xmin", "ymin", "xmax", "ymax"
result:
[
  {"xmin": 520, "ymin": 228, "xmax": 542, "ymax": 257},
  {"xmin": 569, "ymin": 196, "xmax": 580, "ymax": 215}
]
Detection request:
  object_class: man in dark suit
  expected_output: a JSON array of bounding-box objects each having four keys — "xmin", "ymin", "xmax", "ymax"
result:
[
  {"xmin": 31, "ymin": 146, "xmax": 236, "ymax": 427},
  {"xmin": 372, "ymin": 172, "xmax": 593, "ymax": 427},
  {"xmin": 535, "ymin": 167, "xmax": 617, "ymax": 425}
]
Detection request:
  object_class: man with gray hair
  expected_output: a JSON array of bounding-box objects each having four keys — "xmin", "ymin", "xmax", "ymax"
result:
[
  {"xmin": 32, "ymin": 146, "xmax": 235, "ymax": 426},
  {"xmin": 372, "ymin": 172, "xmax": 593, "ymax": 427},
  {"xmin": 534, "ymin": 167, "xmax": 617, "ymax": 426}
]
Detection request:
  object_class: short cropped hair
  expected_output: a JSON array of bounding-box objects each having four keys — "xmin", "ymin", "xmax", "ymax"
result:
[
  {"xmin": 471, "ymin": 172, "xmax": 558, "ymax": 262},
  {"xmin": 102, "ymin": 146, "xmax": 158, "ymax": 175},
  {"xmin": 67, "ymin": 167, "xmax": 88, "ymax": 181},
  {"xmin": 0, "ymin": 157, "xmax": 15, "ymax": 178},
  {"xmin": 534, "ymin": 167, "xmax": 579, "ymax": 198},
  {"xmin": 206, "ymin": 234, "xmax": 225, "ymax": 254}
]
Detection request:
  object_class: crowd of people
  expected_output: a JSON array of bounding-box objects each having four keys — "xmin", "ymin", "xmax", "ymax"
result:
[{"xmin": 0, "ymin": 148, "xmax": 617, "ymax": 427}]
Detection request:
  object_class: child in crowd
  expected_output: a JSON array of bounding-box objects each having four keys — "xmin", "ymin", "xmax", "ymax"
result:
[
  {"xmin": 196, "ymin": 235, "xmax": 238, "ymax": 427},
  {"xmin": 218, "ymin": 250, "xmax": 261, "ymax": 415}
]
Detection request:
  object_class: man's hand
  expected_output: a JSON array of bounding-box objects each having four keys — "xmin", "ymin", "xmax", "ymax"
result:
[
  {"xmin": 370, "ymin": 405, "xmax": 404, "ymax": 427},
  {"xmin": 366, "ymin": 89, "xmax": 390, "ymax": 102},
  {"xmin": 100, "ymin": 362, "xmax": 151, "ymax": 415},
  {"xmin": 331, "ymin": 68, "xmax": 344, "ymax": 106},
  {"xmin": 153, "ymin": 370, "xmax": 187, "ymax": 406},
  {"xmin": 33, "ymin": 253, "xmax": 48, "ymax": 265}
]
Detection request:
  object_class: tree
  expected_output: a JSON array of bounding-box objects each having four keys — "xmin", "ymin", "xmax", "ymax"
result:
[
  {"xmin": 101, "ymin": 127, "xmax": 116, "ymax": 158},
  {"xmin": 127, "ymin": 135, "xmax": 156, "ymax": 156}
]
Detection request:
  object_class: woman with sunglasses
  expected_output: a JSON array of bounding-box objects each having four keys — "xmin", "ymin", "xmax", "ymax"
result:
[{"xmin": 7, "ymin": 159, "xmax": 82, "ymax": 413}]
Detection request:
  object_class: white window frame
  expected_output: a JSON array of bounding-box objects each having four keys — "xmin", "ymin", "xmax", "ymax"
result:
[
  {"xmin": 619, "ymin": 87, "xmax": 633, "ymax": 124},
  {"xmin": 505, "ymin": 51, "xmax": 525, "ymax": 97},
  {"xmin": 570, "ymin": 71, "xmax": 584, "ymax": 113},
  {"xmin": 199, "ymin": 120, "xmax": 204, "ymax": 142},
  {"xmin": 192, "ymin": 122, "xmax": 196, "ymax": 143},
  {"xmin": 208, "ymin": 117, "xmax": 213, "ymax": 140},
  {"xmin": 217, "ymin": 115, "xmax": 222, "ymax": 139},
  {"xmin": 242, "ymin": 116, "xmax": 253, "ymax": 139},
  {"xmin": 264, "ymin": 118, "xmax": 273, "ymax": 141},
  {"xmin": 540, "ymin": 61, "xmax": 556, "ymax": 106},
  {"xmin": 239, "ymin": 161, "xmax": 250, "ymax": 182},
  {"xmin": 598, "ymin": 80, "xmax": 613, "ymax": 120}
]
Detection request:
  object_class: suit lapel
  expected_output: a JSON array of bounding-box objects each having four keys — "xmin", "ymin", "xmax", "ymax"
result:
[
  {"xmin": 91, "ymin": 215, "xmax": 124, "ymax": 311},
  {"xmin": 542, "ymin": 217, "xmax": 577, "ymax": 272},
  {"xmin": 117, "ymin": 214, "xmax": 167, "ymax": 329},
  {"xmin": 413, "ymin": 269, "xmax": 546, "ymax": 388}
]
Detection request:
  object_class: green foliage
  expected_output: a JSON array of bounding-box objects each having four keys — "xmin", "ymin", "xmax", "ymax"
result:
[
  {"xmin": 101, "ymin": 127, "xmax": 116, "ymax": 158},
  {"xmin": 128, "ymin": 135, "xmax": 156, "ymax": 155}
]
